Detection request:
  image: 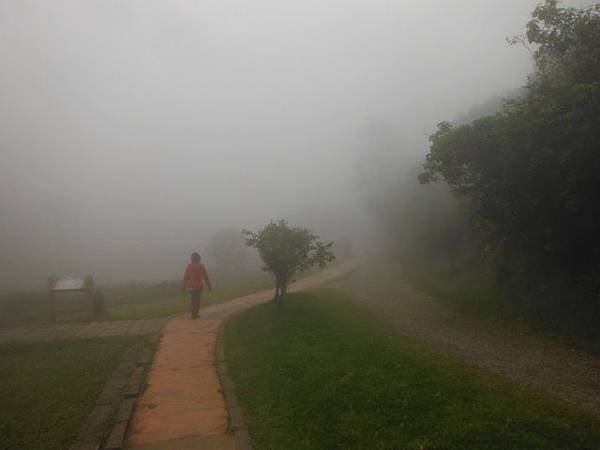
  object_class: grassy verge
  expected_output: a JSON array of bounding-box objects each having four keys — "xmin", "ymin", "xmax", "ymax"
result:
[
  {"xmin": 224, "ymin": 289, "xmax": 600, "ymax": 450},
  {"xmin": 403, "ymin": 258, "xmax": 503, "ymax": 319},
  {"xmin": 336, "ymin": 258, "xmax": 508, "ymax": 323},
  {"xmin": 396, "ymin": 256, "xmax": 600, "ymax": 354},
  {"xmin": 0, "ymin": 336, "xmax": 144, "ymax": 450},
  {"xmin": 0, "ymin": 271, "xmax": 272, "ymax": 326}
]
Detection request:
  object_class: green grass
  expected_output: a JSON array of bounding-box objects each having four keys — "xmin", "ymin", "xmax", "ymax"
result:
[
  {"xmin": 104, "ymin": 272, "xmax": 272, "ymax": 320},
  {"xmin": 392, "ymin": 256, "xmax": 600, "ymax": 354},
  {"xmin": 336, "ymin": 258, "xmax": 508, "ymax": 323},
  {"xmin": 399, "ymin": 257, "xmax": 526, "ymax": 322},
  {"xmin": 224, "ymin": 289, "xmax": 600, "ymax": 450},
  {"xmin": 0, "ymin": 336, "xmax": 144, "ymax": 450},
  {"xmin": 0, "ymin": 271, "xmax": 272, "ymax": 326}
]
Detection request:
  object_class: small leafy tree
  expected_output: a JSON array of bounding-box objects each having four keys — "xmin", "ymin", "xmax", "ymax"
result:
[{"xmin": 243, "ymin": 220, "xmax": 335, "ymax": 303}]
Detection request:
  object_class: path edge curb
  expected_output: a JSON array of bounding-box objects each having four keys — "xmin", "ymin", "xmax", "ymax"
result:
[
  {"xmin": 70, "ymin": 328, "xmax": 164, "ymax": 450},
  {"xmin": 216, "ymin": 322, "xmax": 253, "ymax": 450}
]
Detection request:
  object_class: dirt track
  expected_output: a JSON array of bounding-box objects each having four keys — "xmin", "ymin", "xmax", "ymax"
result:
[{"xmin": 332, "ymin": 266, "xmax": 600, "ymax": 416}]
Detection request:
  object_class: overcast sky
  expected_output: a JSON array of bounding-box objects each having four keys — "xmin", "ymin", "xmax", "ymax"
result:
[{"xmin": 0, "ymin": 0, "xmax": 546, "ymax": 287}]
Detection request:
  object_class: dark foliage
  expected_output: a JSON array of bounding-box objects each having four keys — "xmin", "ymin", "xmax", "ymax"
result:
[{"xmin": 421, "ymin": 1, "xmax": 600, "ymax": 287}]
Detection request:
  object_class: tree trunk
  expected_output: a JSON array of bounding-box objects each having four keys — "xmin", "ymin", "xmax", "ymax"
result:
[
  {"xmin": 274, "ymin": 276, "xmax": 282, "ymax": 304},
  {"xmin": 274, "ymin": 275, "xmax": 287, "ymax": 305}
]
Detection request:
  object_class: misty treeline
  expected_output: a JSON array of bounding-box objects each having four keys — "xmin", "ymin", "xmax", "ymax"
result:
[{"xmin": 366, "ymin": 1, "xmax": 600, "ymax": 331}]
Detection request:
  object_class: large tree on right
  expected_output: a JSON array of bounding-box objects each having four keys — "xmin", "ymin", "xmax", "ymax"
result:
[{"xmin": 420, "ymin": 0, "xmax": 600, "ymax": 284}]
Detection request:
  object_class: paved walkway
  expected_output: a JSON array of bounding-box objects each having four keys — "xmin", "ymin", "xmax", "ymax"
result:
[
  {"xmin": 0, "ymin": 318, "xmax": 168, "ymax": 344},
  {"xmin": 128, "ymin": 260, "xmax": 362, "ymax": 450}
]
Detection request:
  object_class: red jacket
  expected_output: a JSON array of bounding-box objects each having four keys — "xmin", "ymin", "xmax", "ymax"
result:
[{"xmin": 183, "ymin": 262, "xmax": 206, "ymax": 290}]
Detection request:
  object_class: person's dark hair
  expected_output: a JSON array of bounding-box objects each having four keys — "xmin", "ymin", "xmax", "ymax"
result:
[{"xmin": 190, "ymin": 252, "xmax": 201, "ymax": 262}]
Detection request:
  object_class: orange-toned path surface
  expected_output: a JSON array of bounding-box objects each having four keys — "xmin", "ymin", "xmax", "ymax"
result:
[{"xmin": 128, "ymin": 260, "xmax": 362, "ymax": 450}]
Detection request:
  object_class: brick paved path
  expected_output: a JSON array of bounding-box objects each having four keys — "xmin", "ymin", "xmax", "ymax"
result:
[
  {"xmin": 0, "ymin": 318, "xmax": 168, "ymax": 344},
  {"xmin": 128, "ymin": 260, "xmax": 362, "ymax": 450}
]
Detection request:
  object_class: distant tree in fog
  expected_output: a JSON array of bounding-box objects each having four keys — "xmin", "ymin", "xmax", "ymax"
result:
[{"xmin": 205, "ymin": 229, "xmax": 249, "ymax": 273}]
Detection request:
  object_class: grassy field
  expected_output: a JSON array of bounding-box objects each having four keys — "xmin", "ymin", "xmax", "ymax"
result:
[
  {"xmin": 0, "ymin": 336, "xmax": 144, "ymax": 450},
  {"xmin": 224, "ymin": 289, "xmax": 600, "ymax": 450},
  {"xmin": 0, "ymin": 271, "xmax": 272, "ymax": 326}
]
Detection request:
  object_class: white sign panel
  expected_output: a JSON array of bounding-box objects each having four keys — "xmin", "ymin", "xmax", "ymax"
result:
[{"xmin": 53, "ymin": 277, "xmax": 86, "ymax": 291}]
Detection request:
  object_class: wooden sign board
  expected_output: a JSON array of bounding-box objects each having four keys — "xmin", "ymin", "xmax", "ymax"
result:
[
  {"xmin": 48, "ymin": 275, "xmax": 94, "ymax": 292},
  {"xmin": 47, "ymin": 275, "xmax": 102, "ymax": 321}
]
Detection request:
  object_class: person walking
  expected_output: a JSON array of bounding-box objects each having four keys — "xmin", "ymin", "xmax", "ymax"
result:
[{"xmin": 181, "ymin": 252, "xmax": 212, "ymax": 319}]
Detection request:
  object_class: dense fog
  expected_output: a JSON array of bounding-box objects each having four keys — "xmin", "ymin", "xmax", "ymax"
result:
[{"xmin": 0, "ymin": 1, "xmax": 543, "ymax": 289}]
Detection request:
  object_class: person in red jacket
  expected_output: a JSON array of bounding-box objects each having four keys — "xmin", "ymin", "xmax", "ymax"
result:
[{"xmin": 181, "ymin": 252, "xmax": 212, "ymax": 319}]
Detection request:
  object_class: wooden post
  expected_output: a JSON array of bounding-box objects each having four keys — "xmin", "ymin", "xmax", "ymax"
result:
[
  {"xmin": 84, "ymin": 275, "xmax": 104, "ymax": 316},
  {"xmin": 93, "ymin": 289, "xmax": 105, "ymax": 315},
  {"xmin": 47, "ymin": 276, "xmax": 56, "ymax": 323}
]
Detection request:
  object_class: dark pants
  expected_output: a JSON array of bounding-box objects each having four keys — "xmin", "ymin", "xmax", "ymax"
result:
[{"xmin": 188, "ymin": 288, "xmax": 203, "ymax": 318}]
